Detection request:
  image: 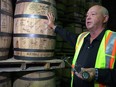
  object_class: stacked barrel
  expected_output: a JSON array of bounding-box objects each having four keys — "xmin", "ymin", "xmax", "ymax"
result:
[
  {"xmin": 0, "ymin": 0, "xmax": 13, "ymax": 60},
  {"xmin": 0, "ymin": 73, "xmax": 11, "ymax": 87},
  {"xmin": 12, "ymin": 0, "xmax": 57, "ymax": 87},
  {"xmin": 13, "ymin": 71, "xmax": 56, "ymax": 87},
  {"xmin": 13, "ymin": 0, "xmax": 57, "ymax": 60},
  {"xmin": 0, "ymin": 0, "xmax": 13, "ymax": 87}
]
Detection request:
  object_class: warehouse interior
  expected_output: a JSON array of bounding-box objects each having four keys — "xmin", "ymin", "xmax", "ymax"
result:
[
  {"xmin": 10, "ymin": 0, "xmax": 116, "ymax": 57},
  {"xmin": 12, "ymin": 0, "xmax": 116, "ymax": 30},
  {"xmin": 0, "ymin": 0, "xmax": 116, "ymax": 87}
]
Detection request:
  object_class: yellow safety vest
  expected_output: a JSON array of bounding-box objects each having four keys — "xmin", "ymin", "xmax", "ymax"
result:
[{"xmin": 71, "ymin": 30, "xmax": 116, "ymax": 87}]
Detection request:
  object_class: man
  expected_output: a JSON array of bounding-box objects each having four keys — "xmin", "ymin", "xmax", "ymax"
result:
[{"xmin": 46, "ymin": 5, "xmax": 116, "ymax": 87}]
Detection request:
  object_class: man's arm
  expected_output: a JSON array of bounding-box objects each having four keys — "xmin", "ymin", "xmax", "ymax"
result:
[{"xmin": 55, "ymin": 25, "xmax": 78, "ymax": 47}]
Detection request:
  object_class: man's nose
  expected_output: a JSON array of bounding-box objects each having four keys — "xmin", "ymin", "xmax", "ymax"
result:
[{"xmin": 86, "ymin": 15, "xmax": 91, "ymax": 20}]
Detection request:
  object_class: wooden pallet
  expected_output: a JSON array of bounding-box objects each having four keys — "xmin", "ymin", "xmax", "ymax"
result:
[{"xmin": 0, "ymin": 57, "xmax": 65, "ymax": 72}]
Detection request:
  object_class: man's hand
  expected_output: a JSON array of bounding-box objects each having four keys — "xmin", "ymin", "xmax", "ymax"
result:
[{"xmin": 45, "ymin": 13, "xmax": 55, "ymax": 29}]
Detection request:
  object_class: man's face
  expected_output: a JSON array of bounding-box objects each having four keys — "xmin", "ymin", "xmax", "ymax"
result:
[{"xmin": 86, "ymin": 6, "xmax": 105, "ymax": 30}]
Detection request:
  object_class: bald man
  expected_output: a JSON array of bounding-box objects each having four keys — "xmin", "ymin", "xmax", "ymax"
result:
[{"xmin": 46, "ymin": 5, "xmax": 116, "ymax": 87}]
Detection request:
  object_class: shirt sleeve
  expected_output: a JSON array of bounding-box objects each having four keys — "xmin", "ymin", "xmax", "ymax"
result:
[
  {"xmin": 54, "ymin": 25, "xmax": 78, "ymax": 48},
  {"xmin": 97, "ymin": 65, "xmax": 116, "ymax": 86}
]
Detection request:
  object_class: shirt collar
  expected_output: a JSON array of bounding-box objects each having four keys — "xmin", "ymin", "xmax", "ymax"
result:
[{"xmin": 85, "ymin": 29, "xmax": 106, "ymax": 42}]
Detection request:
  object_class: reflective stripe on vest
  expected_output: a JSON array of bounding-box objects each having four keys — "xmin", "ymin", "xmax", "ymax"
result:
[
  {"xmin": 106, "ymin": 32, "xmax": 116, "ymax": 68},
  {"xmin": 71, "ymin": 32, "xmax": 89, "ymax": 87},
  {"xmin": 71, "ymin": 30, "xmax": 116, "ymax": 87}
]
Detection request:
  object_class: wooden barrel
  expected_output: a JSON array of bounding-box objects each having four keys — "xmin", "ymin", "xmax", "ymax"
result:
[
  {"xmin": 13, "ymin": 0, "xmax": 57, "ymax": 60},
  {"xmin": 0, "ymin": 0, "xmax": 13, "ymax": 60},
  {"xmin": 0, "ymin": 73, "xmax": 11, "ymax": 87},
  {"xmin": 13, "ymin": 71, "xmax": 56, "ymax": 87}
]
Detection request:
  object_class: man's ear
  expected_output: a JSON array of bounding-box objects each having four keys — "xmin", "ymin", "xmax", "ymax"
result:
[{"xmin": 103, "ymin": 15, "xmax": 109, "ymax": 23}]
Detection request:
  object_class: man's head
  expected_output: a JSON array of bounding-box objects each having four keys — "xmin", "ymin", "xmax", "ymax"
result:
[{"xmin": 86, "ymin": 5, "xmax": 109, "ymax": 31}]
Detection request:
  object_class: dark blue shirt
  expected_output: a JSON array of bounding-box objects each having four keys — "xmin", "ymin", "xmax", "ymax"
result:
[{"xmin": 73, "ymin": 30, "xmax": 105, "ymax": 87}]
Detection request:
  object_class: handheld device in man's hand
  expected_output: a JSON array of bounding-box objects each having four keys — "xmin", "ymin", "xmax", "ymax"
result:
[
  {"xmin": 64, "ymin": 58, "xmax": 90, "ymax": 80},
  {"xmin": 82, "ymin": 71, "xmax": 90, "ymax": 80},
  {"xmin": 63, "ymin": 57, "xmax": 90, "ymax": 80}
]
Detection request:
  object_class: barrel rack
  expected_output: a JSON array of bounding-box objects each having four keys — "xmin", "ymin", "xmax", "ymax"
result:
[{"xmin": 0, "ymin": 57, "xmax": 65, "ymax": 72}]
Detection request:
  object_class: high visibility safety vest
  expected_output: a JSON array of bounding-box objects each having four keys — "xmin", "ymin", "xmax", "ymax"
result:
[{"xmin": 71, "ymin": 30, "xmax": 116, "ymax": 87}]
